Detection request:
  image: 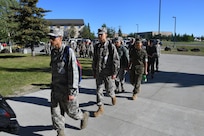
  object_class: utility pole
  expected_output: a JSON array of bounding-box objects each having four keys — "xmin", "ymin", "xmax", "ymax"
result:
[
  {"xmin": 173, "ymin": 16, "xmax": 176, "ymax": 48},
  {"xmin": 136, "ymin": 24, "xmax": 139, "ymax": 38},
  {"xmin": 158, "ymin": 0, "xmax": 161, "ymax": 39}
]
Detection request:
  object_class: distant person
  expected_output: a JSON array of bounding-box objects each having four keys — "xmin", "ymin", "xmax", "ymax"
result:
[
  {"xmin": 44, "ymin": 41, "xmax": 51, "ymax": 55},
  {"xmin": 114, "ymin": 36, "xmax": 129, "ymax": 93},
  {"xmin": 0, "ymin": 43, "xmax": 3, "ymax": 52},
  {"xmin": 129, "ymin": 40, "xmax": 148, "ymax": 100},
  {"xmin": 87, "ymin": 39, "xmax": 94, "ymax": 58},
  {"xmin": 128, "ymin": 37, "xmax": 135, "ymax": 52},
  {"xmin": 154, "ymin": 40, "xmax": 161, "ymax": 72},
  {"xmin": 48, "ymin": 28, "xmax": 89, "ymax": 136},
  {"xmin": 146, "ymin": 40, "xmax": 157, "ymax": 79},
  {"xmin": 92, "ymin": 27, "xmax": 120, "ymax": 117}
]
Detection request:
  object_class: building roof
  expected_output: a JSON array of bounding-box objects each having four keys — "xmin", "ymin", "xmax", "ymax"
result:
[{"xmin": 46, "ymin": 19, "xmax": 84, "ymax": 26}]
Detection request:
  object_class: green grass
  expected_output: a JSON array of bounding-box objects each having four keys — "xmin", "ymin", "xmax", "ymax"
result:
[{"xmin": 0, "ymin": 54, "xmax": 51, "ymax": 96}]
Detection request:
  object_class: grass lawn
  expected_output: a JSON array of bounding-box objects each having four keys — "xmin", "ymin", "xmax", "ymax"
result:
[{"xmin": 0, "ymin": 41, "xmax": 204, "ymax": 96}]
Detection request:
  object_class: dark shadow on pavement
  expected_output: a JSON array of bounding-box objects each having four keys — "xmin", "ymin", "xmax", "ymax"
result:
[
  {"xmin": 7, "ymin": 96, "xmax": 50, "ymax": 107},
  {"xmin": 79, "ymin": 87, "xmax": 95, "ymax": 95},
  {"xmin": 125, "ymin": 70, "xmax": 204, "ymax": 88},
  {"xmin": 18, "ymin": 125, "xmax": 53, "ymax": 136}
]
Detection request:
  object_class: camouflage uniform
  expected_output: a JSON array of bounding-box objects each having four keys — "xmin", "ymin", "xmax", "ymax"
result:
[
  {"xmin": 50, "ymin": 45, "xmax": 83, "ymax": 131},
  {"xmin": 92, "ymin": 40, "xmax": 120, "ymax": 106},
  {"xmin": 115, "ymin": 45, "xmax": 129, "ymax": 92},
  {"xmin": 129, "ymin": 47, "xmax": 148, "ymax": 94}
]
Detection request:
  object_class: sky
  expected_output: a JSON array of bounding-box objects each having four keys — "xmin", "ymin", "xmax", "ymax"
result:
[{"xmin": 37, "ymin": 0, "xmax": 204, "ymax": 37}]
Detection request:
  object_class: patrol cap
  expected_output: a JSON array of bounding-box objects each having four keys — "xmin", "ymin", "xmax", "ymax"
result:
[
  {"xmin": 86, "ymin": 39, "xmax": 91, "ymax": 42},
  {"xmin": 115, "ymin": 37, "xmax": 123, "ymax": 42},
  {"xmin": 48, "ymin": 28, "xmax": 63, "ymax": 37},
  {"xmin": 135, "ymin": 39, "xmax": 142, "ymax": 44},
  {"xmin": 98, "ymin": 27, "xmax": 107, "ymax": 34}
]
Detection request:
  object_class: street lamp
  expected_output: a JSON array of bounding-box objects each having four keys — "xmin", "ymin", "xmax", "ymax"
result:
[
  {"xmin": 172, "ymin": 16, "xmax": 176, "ymax": 47},
  {"xmin": 136, "ymin": 24, "xmax": 139, "ymax": 33},
  {"xmin": 136, "ymin": 24, "xmax": 139, "ymax": 38},
  {"xmin": 158, "ymin": 0, "xmax": 161, "ymax": 37}
]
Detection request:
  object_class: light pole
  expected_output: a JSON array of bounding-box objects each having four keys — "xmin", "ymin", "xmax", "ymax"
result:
[
  {"xmin": 172, "ymin": 16, "xmax": 176, "ymax": 47},
  {"xmin": 158, "ymin": 0, "xmax": 161, "ymax": 38},
  {"xmin": 136, "ymin": 24, "xmax": 139, "ymax": 38}
]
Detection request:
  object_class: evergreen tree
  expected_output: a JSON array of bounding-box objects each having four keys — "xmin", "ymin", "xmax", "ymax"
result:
[
  {"xmin": 81, "ymin": 23, "xmax": 95, "ymax": 39},
  {"xmin": 10, "ymin": 0, "xmax": 51, "ymax": 56},
  {"xmin": 0, "ymin": 0, "xmax": 19, "ymax": 43},
  {"xmin": 118, "ymin": 27, "xmax": 122, "ymax": 37}
]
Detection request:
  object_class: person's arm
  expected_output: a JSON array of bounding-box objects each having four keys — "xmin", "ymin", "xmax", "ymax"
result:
[
  {"xmin": 112, "ymin": 44, "xmax": 120, "ymax": 79},
  {"xmin": 92, "ymin": 44, "xmax": 98, "ymax": 78},
  {"xmin": 144, "ymin": 51, "xmax": 148, "ymax": 75},
  {"xmin": 67, "ymin": 48, "xmax": 79, "ymax": 97}
]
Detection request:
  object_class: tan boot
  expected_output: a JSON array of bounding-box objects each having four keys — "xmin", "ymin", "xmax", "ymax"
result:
[
  {"xmin": 57, "ymin": 129, "xmax": 65, "ymax": 136},
  {"xmin": 80, "ymin": 111, "xmax": 89, "ymax": 129},
  {"xmin": 94, "ymin": 106, "xmax": 104, "ymax": 117},
  {"xmin": 132, "ymin": 94, "xmax": 137, "ymax": 100},
  {"xmin": 112, "ymin": 96, "xmax": 116, "ymax": 105}
]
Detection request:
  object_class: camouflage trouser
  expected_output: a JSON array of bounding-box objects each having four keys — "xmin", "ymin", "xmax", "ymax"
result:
[
  {"xmin": 96, "ymin": 74, "xmax": 116, "ymax": 106},
  {"xmin": 51, "ymin": 90, "xmax": 83, "ymax": 131},
  {"xmin": 115, "ymin": 68, "xmax": 127, "ymax": 89},
  {"xmin": 129, "ymin": 65, "xmax": 144, "ymax": 94}
]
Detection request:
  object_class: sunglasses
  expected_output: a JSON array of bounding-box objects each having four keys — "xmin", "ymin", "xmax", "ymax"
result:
[{"xmin": 49, "ymin": 36, "xmax": 59, "ymax": 40}]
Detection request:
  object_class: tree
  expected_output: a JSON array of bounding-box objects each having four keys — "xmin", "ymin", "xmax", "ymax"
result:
[
  {"xmin": 81, "ymin": 23, "xmax": 95, "ymax": 39},
  {"xmin": 107, "ymin": 27, "xmax": 115, "ymax": 38},
  {"xmin": 0, "ymin": 0, "xmax": 19, "ymax": 44},
  {"xmin": 118, "ymin": 27, "xmax": 122, "ymax": 37},
  {"xmin": 10, "ymin": 0, "xmax": 51, "ymax": 56},
  {"xmin": 68, "ymin": 25, "xmax": 76, "ymax": 38},
  {"xmin": 81, "ymin": 25, "xmax": 90, "ymax": 38}
]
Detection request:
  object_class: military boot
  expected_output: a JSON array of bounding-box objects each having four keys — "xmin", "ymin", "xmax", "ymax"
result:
[
  {"xmin": 132, "ymin": 94, "xmax": 137, "ymax": 100},
  {"xmin": 57, "ymin": 129, "xmax": 65, "ymax": 136},
  {"xmin": 80, "ymin": 111, "xmax": 89, "ymax": 129},
  {"xmin": 112, "ymin": 96, "xmax": 116, "ymax": 105},
  {"xmin": 121, "ymin": 84, "xmax": 125, "ymax": 93},
  {"xmin": 94, "ymin": 106, "xmax": 104, "ymax": 117}
]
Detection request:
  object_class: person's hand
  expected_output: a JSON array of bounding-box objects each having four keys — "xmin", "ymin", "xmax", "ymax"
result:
[
  {"xmin": 112, "ymin": 74, "xmax": 116, "ymax": 79},
  {"xmin": 68, "ymin": 95, "xmax": 74, "ymax": 101}
]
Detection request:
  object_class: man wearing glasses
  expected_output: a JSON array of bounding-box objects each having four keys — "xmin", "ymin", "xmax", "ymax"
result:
[{"xmin": 48, "ymin": 28, "xmax": 89, "ymax": 136}]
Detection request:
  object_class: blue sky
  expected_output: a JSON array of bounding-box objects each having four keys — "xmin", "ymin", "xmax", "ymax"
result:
[{"xmin": 37, "ymin": 0, "xmax": 204, "ymax": 37}]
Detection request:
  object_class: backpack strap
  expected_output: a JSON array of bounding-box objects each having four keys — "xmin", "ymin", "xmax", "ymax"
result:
[{"xmin": 63, "ymin": 46, "xmax": 71, "ymax": 64}]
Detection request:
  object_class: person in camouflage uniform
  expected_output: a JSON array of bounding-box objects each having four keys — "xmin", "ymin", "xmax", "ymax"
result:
[
  {"xmin": 92, "ymin": 27, "xmax": 120, "ymax": 117},
  {"xmin": 48, "ymin": 28, "xmax": 89, "ymax": 136},
  {"xmin": 114, "ymin": 36, "xmax": 129, "ymax": 93},
  {"xmin": 129, "ymin": 40, "xmax": 148, "ymax": 100}
]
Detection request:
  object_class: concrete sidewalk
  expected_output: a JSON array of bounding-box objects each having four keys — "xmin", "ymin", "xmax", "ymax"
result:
[{"xmin": 1, "ymin": 54, "xmax": 204, "ymax": 136}]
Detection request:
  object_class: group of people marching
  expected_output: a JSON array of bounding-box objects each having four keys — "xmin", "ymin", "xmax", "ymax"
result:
[
  {"xmin": 47, "ymin": 26, "xmax": 161, "ymax": 136},
  {"xmin": 92, "ymin": 27, "xmax": 162, "ymax": 117}
]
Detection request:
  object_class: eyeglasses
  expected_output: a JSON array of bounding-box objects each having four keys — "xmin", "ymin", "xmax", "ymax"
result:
[{"xmin": 49, "ymin": 36, "xmax": 59, "ymax": 40}]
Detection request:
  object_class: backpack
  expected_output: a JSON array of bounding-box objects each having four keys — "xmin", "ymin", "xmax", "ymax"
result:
[
  {"xmin": 121, "ymin": 45, "xmax": 129, "ymax": 68},
  {"xmin": 63, "ymin": 46, "xmax": 82, "ymax": 83}
]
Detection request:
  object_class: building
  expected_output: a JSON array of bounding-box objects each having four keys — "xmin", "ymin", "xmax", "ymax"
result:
[
  {"xmin": 137, "ymin": 31, "xmax": 172, "ymax": 39},
  {"xmin": 46, "ymin": 19, "xmax": 85, "ymax": 39}
]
